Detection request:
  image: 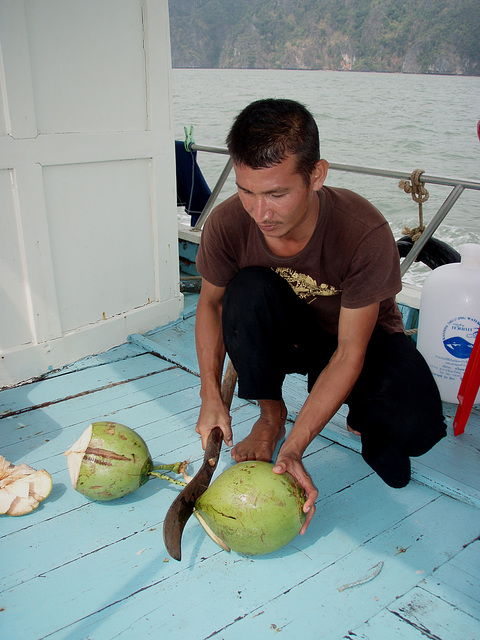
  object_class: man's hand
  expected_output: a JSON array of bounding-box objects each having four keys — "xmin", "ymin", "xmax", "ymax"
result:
[
  {"xmin": 195, "ymin": 397, "xmax": 233, "ymax": 450},
  {"xmin": 195, "ymin": 279, "xmax": 231, "ymax": 449},
  {"xmin": 273, "ymin": 452, "xmax": 318, "ymax": 534}
]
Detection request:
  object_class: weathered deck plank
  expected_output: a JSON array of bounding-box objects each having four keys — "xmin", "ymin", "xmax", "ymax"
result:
[
  {"xmin": 3, "ymin": 465, "xmax": 476, "ymax": 640},
  {"xmin": 8, "ymin": 484, "xmax": 473, "ymax": 640},
  {"xmin": 212, "ymin": 497, "xmax": 480, "ymax": 640},
  {"xmin": 1, "ymin": 319, "xmax": 479, "ymax": 640}
]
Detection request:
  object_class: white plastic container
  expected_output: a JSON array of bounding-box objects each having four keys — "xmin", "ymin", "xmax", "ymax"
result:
[{"xmin": 417, "ymin": 243, "xmax": 480, "ymax": 404}]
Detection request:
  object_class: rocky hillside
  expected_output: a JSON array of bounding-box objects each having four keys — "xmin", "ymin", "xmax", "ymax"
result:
[{"xmin": 169, "ymin": 0, "xmax": 479, "ymax": 75}]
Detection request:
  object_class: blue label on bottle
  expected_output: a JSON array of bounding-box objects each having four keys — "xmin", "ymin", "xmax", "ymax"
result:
[{"xmin": 442, "ymin": 317, "xmax": 479, "ymax": 359}]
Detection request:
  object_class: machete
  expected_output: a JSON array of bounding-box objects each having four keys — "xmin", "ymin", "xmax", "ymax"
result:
[{"xmin": 163, "ymin": 359, "xmax": 237, "ymax": 560}]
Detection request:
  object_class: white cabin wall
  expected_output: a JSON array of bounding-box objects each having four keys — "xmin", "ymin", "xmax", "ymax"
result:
[{"xmin": 0, "ymin": 0, "xmax": 182, "ymax": 387}]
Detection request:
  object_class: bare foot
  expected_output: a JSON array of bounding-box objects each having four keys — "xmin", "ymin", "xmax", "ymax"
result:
[
  {"xmin": 347, "ymin": 423, "xmax": 361, "ymax": 436},
  {"xmin": 231, "ymin": 399, "xmax": 287, "ymax": 463}
]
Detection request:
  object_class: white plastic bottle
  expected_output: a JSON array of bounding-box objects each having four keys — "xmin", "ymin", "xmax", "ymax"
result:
[{"xmin": 417, "ymin": 243, "xmax": 480, "ymax": 404}]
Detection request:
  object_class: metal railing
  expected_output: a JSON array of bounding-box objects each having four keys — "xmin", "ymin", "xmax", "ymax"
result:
[{"xmin": 189, "ymin": 143, "xmax": 480, "ymax": 277}]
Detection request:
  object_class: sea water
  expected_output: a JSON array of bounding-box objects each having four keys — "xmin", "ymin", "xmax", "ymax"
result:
[{"xmin": 172, "ymin": 69, "xmax": 480, "ymax": 285}]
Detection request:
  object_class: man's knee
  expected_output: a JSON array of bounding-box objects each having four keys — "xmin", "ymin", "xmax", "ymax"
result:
[{"xmin": 360, "ymin": 432, "xmax": 412, "ymax": 488}]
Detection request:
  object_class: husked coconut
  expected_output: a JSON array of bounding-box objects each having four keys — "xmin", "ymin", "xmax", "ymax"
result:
[
  {"xmin": 195, "ymin": 461, "xmax": 306, "ymax": 555},
  {"xmin": 65, "ymin": 421, "xmax": 190, "ymax": 501}
]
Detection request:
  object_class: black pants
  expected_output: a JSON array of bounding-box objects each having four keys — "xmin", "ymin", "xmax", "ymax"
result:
[{"xmin": 222, "ymin": 266, "xmax": 447, "ymax": 488}]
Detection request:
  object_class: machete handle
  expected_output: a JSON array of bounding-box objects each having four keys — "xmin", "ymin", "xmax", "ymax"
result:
[
  {"xmin": 203, "ymin": 360, "xmax": 237, "ymax": 463},
  {"xmin": 221, "ymin": 359, "xmax": 237, "ymax": 409},
  {"xmin": 204, "ymin": 426, "xmax": 223, "ymax": 467}
]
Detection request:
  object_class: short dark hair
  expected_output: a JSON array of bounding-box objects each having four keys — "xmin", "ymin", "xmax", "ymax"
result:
[{"xmin": 226, "ymin": 98, "xmax": 320, "ymax": 185}]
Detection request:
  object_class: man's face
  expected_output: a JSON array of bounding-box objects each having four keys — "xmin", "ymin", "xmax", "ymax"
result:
[{"xmin": 234, "ymin": 155, "xmax": 327, "ymax": 241}]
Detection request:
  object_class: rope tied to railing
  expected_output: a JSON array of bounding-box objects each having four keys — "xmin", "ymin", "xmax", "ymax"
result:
[{"xmin": 399, "ymin": 169, "xmax": 430, "ymax": 242}]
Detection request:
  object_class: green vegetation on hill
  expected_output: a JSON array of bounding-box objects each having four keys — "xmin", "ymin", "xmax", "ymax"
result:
[{"xmin": 169, "ymin": 0, "xmax": 479, "ymax": 75}]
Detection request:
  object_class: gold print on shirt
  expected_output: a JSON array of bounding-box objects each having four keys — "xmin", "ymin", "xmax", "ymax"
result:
[{"xmin": 274, "ymin": 267, "xmax": 341, "ymax": 303}]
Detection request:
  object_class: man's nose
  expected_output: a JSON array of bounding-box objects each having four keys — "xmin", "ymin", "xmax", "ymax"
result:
[{"xmin": 251, "ymin": 196, "xmax": 271, "ymax": 221}]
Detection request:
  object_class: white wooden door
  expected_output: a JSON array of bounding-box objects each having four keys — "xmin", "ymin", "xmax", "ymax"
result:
[{"xmin": 0, "ymin": 0, "xmax": 182, "ymax": 386}]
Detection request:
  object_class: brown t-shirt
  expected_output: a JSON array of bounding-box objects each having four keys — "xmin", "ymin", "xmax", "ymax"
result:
[{"xmin": 197, "ymin": 186, "xmax": 404, "ymax": 335}]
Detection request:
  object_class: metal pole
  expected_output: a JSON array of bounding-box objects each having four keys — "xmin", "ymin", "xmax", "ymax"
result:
[
  {"xmin": 328, "ymin": 163, "xmax": 480, "ymax": 191},
  {"xmin": 190, "ymin": 144, "xmax": 229, "ymax": 156},
  {"xmin": 189, "ymin": 146, "xmax": 480, "ymax": 191},
  {"xmin": 400, "ymin": 184, "xmax": 466, "ymax": 276},
  {"xmin": 193, "ymin": 157, "xmax": 233, "ymax": 230}
]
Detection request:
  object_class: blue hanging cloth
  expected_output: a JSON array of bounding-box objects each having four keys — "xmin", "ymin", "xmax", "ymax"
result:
[{"xmin": 175, "ymin": 140, "xmax": 211, "ymax": 226}]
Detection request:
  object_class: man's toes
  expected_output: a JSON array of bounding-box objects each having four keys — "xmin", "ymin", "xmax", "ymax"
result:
[
  {"xmin": 347, "ymin": 424, "xmax": 361, "ymax": 436},
  {"xmin": 231, "ymin": 447, "xmax": 247, "ymax": 463}
]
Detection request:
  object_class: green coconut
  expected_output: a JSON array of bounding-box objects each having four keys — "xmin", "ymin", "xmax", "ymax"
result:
[
  {"xmin": 65, "ymin": 422, "xmax": 188, "ymax": 501},
  {"xmin": 195, "ymin": 461, "xmax": 306, "ymax": 556}
]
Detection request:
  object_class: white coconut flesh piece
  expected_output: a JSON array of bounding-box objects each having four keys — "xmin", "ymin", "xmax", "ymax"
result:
[
  {"xmin": 64, "ymin": 423, "xmax": 93, "ymax": 488},
  {"xmin": 0, "ymin": 455, "xmax": 53, "ymax": 516},
  {"xmin": 194, "ymin": 509, "xmax": 231, "ymax": 552}
]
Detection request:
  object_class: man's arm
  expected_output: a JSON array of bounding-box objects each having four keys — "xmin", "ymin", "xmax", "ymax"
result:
[
  {"xmin": 194, "ymin": 278, "xmax": 234, "ymax": 448},
  {"xmin": 273, "ymin": 302, "xmax": 380, "ymax": 532}
]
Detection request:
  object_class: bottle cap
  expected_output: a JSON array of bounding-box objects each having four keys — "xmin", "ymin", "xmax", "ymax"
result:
[{"xmin": 460, "ymin": 243, "xmax": 480, "ymax": 268}]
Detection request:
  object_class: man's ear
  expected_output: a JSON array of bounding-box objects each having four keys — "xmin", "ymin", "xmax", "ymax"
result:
[{"xmin": 311, "ymin": 159, "xmax": 329, "ymax": 191}]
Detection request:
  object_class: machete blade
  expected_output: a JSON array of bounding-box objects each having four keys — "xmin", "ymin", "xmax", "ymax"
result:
[
  {"xmin": 163, "ymin": 360, "xmax": 237, "ymax": 561},
  {"xmin": 163, "ymin": 427, "xmax": 223, "ymax": 561}
]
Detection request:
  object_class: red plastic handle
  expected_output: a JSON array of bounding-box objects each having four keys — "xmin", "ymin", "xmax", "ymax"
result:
[{"xmin": 453, "ymin": 329, "xmax": 480, "ymax": 436}]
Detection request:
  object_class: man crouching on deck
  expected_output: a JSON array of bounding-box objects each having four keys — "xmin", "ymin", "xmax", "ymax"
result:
[{"xmin": 194, "ymin": 98, "xmax": 446, "ymax": 533}]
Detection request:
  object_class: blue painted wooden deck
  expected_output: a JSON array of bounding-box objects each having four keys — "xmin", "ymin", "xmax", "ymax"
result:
[{"xmin": 1, "ymin": 299, "xmax": 479, "ymax": 640}]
